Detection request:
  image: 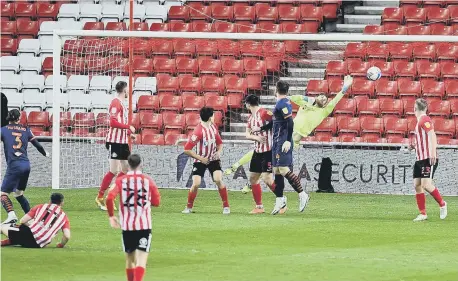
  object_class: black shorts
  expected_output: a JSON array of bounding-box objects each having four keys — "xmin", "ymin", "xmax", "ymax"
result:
[
  {"xmin": 192, "ymin": 160, "xmax": 222, "ymax": 179},
  {"xmin": 106, "ymin": 142, "xmax": 130, "ymax": 160},
  {"xmin": 249, "ymin": 151, "xmax": 273, "ymax": 174},
  {"xmin": 413, "ymin": 159, "xmax": 439, "ymax": 179},
  {"xmin": 122, "ymin": 229, "xmax": 152, "ymax": 253},
  {"xmin": 8, "ymin": 224, "xmax": 40, "ymax": 248}
]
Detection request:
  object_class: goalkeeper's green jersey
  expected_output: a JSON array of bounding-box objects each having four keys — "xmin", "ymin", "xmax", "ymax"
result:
[{"xmin": 289, "ymin": 92, "xmax": 345, "ymax": 137}]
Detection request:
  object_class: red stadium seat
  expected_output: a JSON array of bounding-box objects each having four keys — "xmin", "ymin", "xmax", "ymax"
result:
[
  {"xmin": 347, "ymin": 61, "xmax": 371, "ymax": 78},
  {"xmin": 433, "ymin": 118, "xmax": 455, "ymax": 137},
  {"xmin": 357, "ymin": 99, "xmax": 380, "ymax": 116},
  {"xmin": 325, "ymin": 61, "xmax": 347, "ymax": 78},
  {"xmin": 394, "ymin": 61, "xmax": 416, "ymax": 80},
  {"xmin": 168, "ymin": 6, "xmax": 190, "ymax": 21},
  {"xmin": 52, "ymin": 112, "xmax": 71, "ymax": 128},
  {"xmin": 61, "ymin": 55, "xmax": 84, "ymax": 74},
  {"xmin": 153, "ymin": 57, "xmax": 176, "ymax": 75},
  {"xmin": 1, "ymin": 38, "xmax": 18, "ymax": 55},
  {"xmin": 189, "ymin": 5, "xmax": 211, "ymax": 21},
  {"xmin": 360, "ymin": 135, "xmax": 384, "ymax": 143},
  {"xmin": 237, "ymin": 23, "xmax": 258, "ymax": 33},
  {"xmin": 416, "ymin": 61, "xmax": 440, "ymax": 80},
  {"xmin": 37, "ymin": 3, "xmax": 58, "ymax": 20},
  {"xmin": 436, "ymin": 43, "xmax": 458, "ymax": 61},
  {"xmin": 450, "ymin": 100, "xmax": 458, "ymax": 119},
  {"xmin": 403, "ymin": 99, "xmax": 417, "ymax": 116},
  {"xmin": 262, "ymin": 41, "xmax": 286, "ymax": 59},
  {"xmin": 185, "ymin": 112, "xmax": 200, "ymax": 130},
  {"xmin": 389, "ymin": 43, "xmax": 413, "ymax": 61},
  {"xmin": 360, "ymin": 116, "xmax": 383, "ymax": 136},
  {"xmin": 421, "ymin": 80, "xmax": 445, "ymax": 99},
  {"xmin": 131, "ymin": 39, "xmax": 151, "ymax": 57},
  {"xmin": 218, "ymin": 40, "xmax": 240, "ymax": 57},
  {"xmin": 449, "ymin": 5, "xmax": 458, "ymax": 25},
  {"xmin": 131, "ymin": 22, "xmax": 148, "ymax": 32},
  {"xmin": 202, "ymin": 76, "xmax": 224, "ymax": 93},
  {"xmin": 1, "ymin": 2, "xmax": 14, "ymax": 19},
  {"xmin": 350, "ymin": 80, "xmax": 375, "ymax": 98},
  {"xmin": 426, "ymin": 7, "xmax": 449, "ymax": 27},
  {"xmin": 280, "ymin": 22, "xmax": 308, "ymax": 33},
  {"xmin": 221, "ymin": 58, "xmax": 243, "ymax": 75},
  {"xmin": 384, "ymin": 116, "xmax": 408, "ymax": 136},
  {"xmin": 212, "ymin": 5, "xmax": 234, "ymax": 21},
  {"xmin": 278, "ymin": 5, "xmax": 300, "ymax": 21},
  {"xmin": 445, "ymin": 80, "xmax": 458, "ymax": 99},
  {"xmin": 212, "ymin": 22, "xmax": 236, "ymax": 33},
  {"xmin": 107, "ymin": 22, "xmax": 127, "ymax": 31},
  {"xmin": 176, "ymin": 57, "xmax": 198, "ymax": 75},
  {"xmin": 1, "ymin": 21, "xmax": 16, "ymax": 38},
  {"xmin": 173, "ymin": 39, "xmax": 196, "ymax": 57},
  {"xmin": 163, "ymin": 112, "xmax": 185, "ymax": 130},
  {"xmin": 338, "ymin": 117, "xmax": 360, "ymax": 136},
  {"xmin": 192, "ymin": 22, "xmax": 212, "ymax": 32},
  {"xmin": 160, "ymin": 95, "xmax": 183, "ymax": 112},
  {"xmin": 15, "ymin": 2, "xmax": 36, "ymax": 19},
  {"xmin": 440, "ymin": 61, "xmax": 458, "ymax": 80},
  {"xmin": 205, "ymin": 95, "xmax": 228, "ymax": 113},
  {"xmin": 95, "ymin": 113, "xmax": 110, "ymax": 128},
  {"xmin": 132, "ymin": 58, "xmax": 153, "ymax": 76},
  {"xmin": 256, "ymin": 6, "xmax": 279, "ymax": 22},
  {"xmin": 372, "ymin": 61, "xmax": 394, "ymax": 79},
  {"xmin": 170, "ymin": 22, "xmax": 191, "ymax": 32},
  {"xmin": 73, "ymin": 113, "xmax": 95, "ymax": 128},
  {"xmin": 384, "ymin": 25, "xmax": 407, "ymax": 35},
  {"xmin": 137, "ymin": 95, "xmax": 160, "ymax": 111},
  {"xmin": 399, "ymin": 80, "xmax": 421, "ymax": 98},
  {"xmin": 334, "ymin": 98, "xmax": 356, "ymax": 116},
  {"xmin": 131, "ymin": 113, "xmax": 140, "ymax": 129},
  {"xmin": 412, "ymin": 43, "xmax": 436, "ymax": 61},
  {"xmin": 199, "ymin": 58, "xmax": 222, "ymax": 75},
  {"xmin": 83, "ymin": 22, "xmax": 104, "ymax": 31},
  {"xmin": 306, "ymin": 80, "xmax": 328, "ymax": 96},
  {"xmin": 257, "ymin": 22, "xmax": 281, "ymax": 33},
  {"xmin": 406, "ymin": 115, "xmax": 417, "ymax": 135},
  {"xmin": 142, "ymin": 134, "xmax": 165, "ymax": 146},
  {"xmin": 17, "ymin": 20, "xmax": 39, "ymax": 38},
  {"xmin": 28, "ymin": 112, "xmax": 50, "ymax": 128},
  {"xmin": 194, "ymin": 39, "xmax": 218, "ymax": 57},
  {"xmin": 404, "ymin": 7, "xmax": 426, "ymax": 25},
  {"xmin": 300, "ymin": 5, "xmax": 323, "ymax": 23},
  {"xmin": 234, "ymin": 5, "xmax": 256, "ymax": 22},
  {"xmin": 408, "ymin": 25, "xmax": 431, "ymax": 35},
  {"xmin": 165, "ymin": 134, "xmax": 187, "ymax": 145},
  {"xmin": 431, "ymin": 25, "xmax": 453, "ymax": 35},
  {"xmin": 156, "ymin": 74, "xmax": 179, "ymax": 93},
  {"xmin": 179, "ymin": 76, "xmax": 202, "ymax": 94},
  {"xmin": 315, "ymin": 117, "xmax": 337, "ymax": 135},
  {"xmin": 344, "ymin": 43, "xmax": 367, "ymax": 60},
  {"xmin": 225, "ymin": 75, "xmax": 248, "ymax": 94},
  {"xmin": 376, "ymin": 80, "xmax": 398, "ymax": 98},
  {"xmin": 183, "ymin": 96, "xmax": 204, "ymax": 112},
  {"xmin": 328, "ymin": 79, "xmax": 344, "ymax": 96},
  {"xmin": 428, "ymin": 100, "xmax": 451, "ymax": 117},
  {"xmin": 227, "ymin": 93, "xmax": 244, "ymax": 109},
  {"xmin": 71, "ymin": 128, "xmax": 91, "ymax": 137},
  {"xmin": 151, "ymin": 39, "xmax": 173, "ymax": 57},
  {"xmin": 243, "ymin": 58, "xmax": 267, "ymax": 76},
  {"xmin": 424, "ymin": 0, "xmax": 445, "ymax": 7},
  {"xmin": 140, "ymin": 112, "xmax": 163, "ymax": 129},
  {"xmin": 363, "ymin": 25, "xmax": 384, "ymax": 35},
  {"xmin": 366, "ymin": 43, "xmax": 389, "ymax": 62},
  {"xmin": 382, "ymin": 8, "xmax": 403, "ymax": 24},
  {"xmin": 379, "ymin": 99, "xmax": 403, "ymax": 116}
]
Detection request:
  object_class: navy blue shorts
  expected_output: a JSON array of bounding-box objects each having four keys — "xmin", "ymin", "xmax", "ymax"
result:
[
  {"xmin": 1, "ymin": 161, "xmax": 31, "ymax": 193},
  {"xmin": 272, "ymin": 140, "xmax": 293, "ymax": 167}
]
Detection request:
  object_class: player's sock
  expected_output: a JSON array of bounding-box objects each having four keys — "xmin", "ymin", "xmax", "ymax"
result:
[
  {"xmin": 134, "ymin": 266, "xmax": 145, "ymax": 281},
  {"xmin": 415, "ymin": 193, "xmax": 426, "ymax": 215},
  {"xmin": 1, "ymin": 195, "xmax": 14, "ymax": 214},
  {"xmin": 126, "ymin": 268, "xmax": 135, "ymax": 281},
  {"xmin": 116, "ymin": 171, "xmax": 126, "ymax": 180},
  {"xmin": 98, "ymin": 171, "xmax": 115, "ymax": 198},
  {"xmin": 251, "ymin": 183, "xmax": 262, "ymax": 206},
  {"xmin": 1, "ymin": 239, "xmax": 11, "ymax": 246},
  {"xmin": 284, "ymin": 171, "xmax": 303, "ymax": 193},
  {"xmin": 218, "ymin": 187, "xmax": 229, "ymax": 208},
  {"xmin": 15, "ymin": 195, "xmax": 30, "ymax": 213},
  {"xmin": 187, "ymin": 190, "xmax": 197, "ymax": 209},
  {"xmin": 429, "ymin": 187, "xmax": 445, "ymax": 207},
  {"xmin": 274, "ymin": 175, "xmax": 284, "ymax": 197}
]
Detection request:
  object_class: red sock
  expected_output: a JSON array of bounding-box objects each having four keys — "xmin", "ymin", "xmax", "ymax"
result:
[
  {"xmin": 98, "ymin": 172, "xmax": 115, "ymax": 198},
  {"xmin": 218, "ymin": 187, "xmax": 229, "ymax": 208},
  {"xmin": 116, "ymin": 172, "xmax": 126, "ymax": 180},
  {"xmin": 134, "ymin": 266, "xmax": 145, "ymax": 281},
  {"xmin": 1, "ymin": 239, "xmax": 11, "ymax": 246},
  {"xmin": 267, "ymin": 182, "xmax": 275, "ymax": 192},
  {"xmin": 126, "ymin": 268, "xmax": 135, "ymax": 281},
  {"xmin": 416, "ymin": 193, "xmax": 426, "ymax": 215},
  {"xmin": 429, "ymin": 188, "xmax": 445, "ymax": 207},
  {"xmin": 187, "ymin": 190, "xmax": 197, "ymax": 208},
  {"xmin": 251, "ymin": 184, "xmax": 262, "ymax": 206}
]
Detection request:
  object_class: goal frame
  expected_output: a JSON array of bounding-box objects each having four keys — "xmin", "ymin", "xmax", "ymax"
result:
[{"xmin": 51, "ymin": 31, "xmax": 458, "ymax": 189}]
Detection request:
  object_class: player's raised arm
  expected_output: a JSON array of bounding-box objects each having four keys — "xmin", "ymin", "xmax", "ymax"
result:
[{"xmin": 322, "ymin": 75, "xmax": 353, "ymax": 116}]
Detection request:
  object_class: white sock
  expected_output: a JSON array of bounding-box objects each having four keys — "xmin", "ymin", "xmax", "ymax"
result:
[{"xmin": 256, "ymin": 205, "xmax": 263, "ymax": 209}]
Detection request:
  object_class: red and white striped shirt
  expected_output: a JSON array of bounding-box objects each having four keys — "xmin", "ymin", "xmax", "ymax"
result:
[
  {"xmin": 184, "ymin": 123, "xmax": 223, "ymax": 163},
  {"xmin": 247, "ymin": 108, "xmax": 273, "ymax": 153},
  {"xmin": 106, "ymin": 171, "xmax": 161, "ymax": 231},
  {"xmin": 415, "ymin": 114, "xmax": 436, "ymax": 161},
  {"xmin": 27, "ymin": 204, "xmax": 70, "ymax": 248},
  {"xmin": 106, "ymin": 97, "xmax": 129, "ymax": 144}
]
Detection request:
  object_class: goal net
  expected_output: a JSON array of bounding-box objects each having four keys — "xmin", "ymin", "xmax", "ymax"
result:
[{"xmin": 50, "ymin": 30, "xmax": 458, "ymax": 195}]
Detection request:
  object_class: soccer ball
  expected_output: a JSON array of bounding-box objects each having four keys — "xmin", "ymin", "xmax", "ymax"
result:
[{"xmin": 367, "ymin": 66, "xmax": 382, "ymax": 81}]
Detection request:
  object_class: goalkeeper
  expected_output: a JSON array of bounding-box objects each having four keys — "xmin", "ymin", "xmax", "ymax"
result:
[{"xmin": 225, "ymin": 75, "xmax": 353, "ymax": 190}]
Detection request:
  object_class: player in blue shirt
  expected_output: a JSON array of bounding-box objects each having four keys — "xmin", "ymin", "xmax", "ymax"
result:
[
  {"xmin": 270, "ymin": 81, "xmax": 310, "ymax": 215},
  {"xmin": 1, "ymin": 109, "xmax": 48, "ymax": 225}
]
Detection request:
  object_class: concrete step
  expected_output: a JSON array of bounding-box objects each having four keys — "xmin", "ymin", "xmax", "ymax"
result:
[
  {"xmin": 354, "ymin": 6, "xmax": 386, "ymax": 15},
  {"xmin": 308, "ymin": 50, "xmax": 343, "ymax": 60},
  {"xmin": 286, "ymin": 59, "xmax": 329, "ymax": 69},
  {"xmin": 344, "ymin": 14, "xmax": 381, "ymax": 25},
  {"xmin": 335, "ymin": 24, "xmax": 366, "ymax": 33},
  {"xmin": 316, "ymin": 42, "xmax": 348, "ymax": 51},
  {"xmin": 288, "ymin": 68, "xmax": 325, "ymax": 79},
  {"xmin": 277, "ymin": 77, "xmax": 314, "ymax": 86},
  {"xmin": 268, "ymin": 85, "xmax": 307, "ymax": 96},
  {"xmin": 229, "ymin": 122, "xmax": 247, "ymax": 133},
  {"xmin": 221, "ymin": 131, "xmax": 246, "ymax": 140},
  {"xmin": 260, "ymin": 95, "xmax": 277, "ymax": 104},
  {"xmin": 363, "ymin": 0, "xmax": 399, "ymax": 7}
]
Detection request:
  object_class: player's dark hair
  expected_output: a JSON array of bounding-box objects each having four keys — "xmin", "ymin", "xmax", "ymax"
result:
[
  {"xmin": 245, "ymin": 94, "xmax": 260, "ymax": 106},
  {"xmin": 50, "ymin": 193, "xmax": 64, "ymax": 205},
  {"xmin": 128, "ymin": 154, "xmax": 142, "ymax": 169},
  {"xmin": 6, "ymin": 109, "xmax": 20, "ymax": 123},
  {"xmin": 115, "ymin": 81, "xmax": 127, "ymax": 94},
  {"xmin": 415, "ymin": 98, "xmax": 428, "ymax": 112},
  {"xmin": 276, "ymin": 80, "xmax": 289, "ymax": 95},
  {"xmin": 199, "ymin": 107, "xmax": 214, "ymax": 122}
]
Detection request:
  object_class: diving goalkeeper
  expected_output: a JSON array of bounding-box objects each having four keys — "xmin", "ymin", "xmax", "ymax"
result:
[{"xmin": 225, "ymin": 75, "xmax": 353, "ymax": 181}]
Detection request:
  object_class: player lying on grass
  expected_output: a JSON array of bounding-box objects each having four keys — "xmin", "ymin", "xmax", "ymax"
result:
[
  {"xmin": 182, "ymin": 107, "xmax": 231, "ymax": 215},
  {"xmin": 1, "ymin": 193, "xmax": 71, "ymax": 248},
  {"xmin": 106, "ymin": 154, "xmax": 161, "ymax": 281},
  {"xmin": 96, "ymin": 81, "xmax": 137, "ymax": 211},
  {"xmin": 225, "ymin": 75, "xmax": 354, "ymax": 193},
  {"xmin": 1, "ymin": 109, "xmax": 49, "ymax": 225},
  {"xmin": 410, "ymin": 98, "xmax": 447, "ymax": 222}
]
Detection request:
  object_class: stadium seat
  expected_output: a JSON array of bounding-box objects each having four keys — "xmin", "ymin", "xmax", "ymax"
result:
[
  {"xmin": 426, "ymin": 7, "xmax": 449, "ymax": 27},
  {"xmin": 262, "ymin": 41, "xmax": 286, "ymax": 59},
  {"xmin": 189, "ymin": 5, "xmax": 211, "ymax": 21},
  {"xmin": 360, "ymin": 116, "xmax": 383, "ymax": 136},
  {"xmin": 153, "ymin": 57, "xmax": 176, "ymax": 75},
  {"xmin": 160, "ymin": 95, "xmax": 183, "ymax": 112},
  {"xmin": 234, "ymin": 5, "xmax": 256, "ymax": 22},
  {"xmin": 83, "ymin": 22, "xmax": 104, "ymax": 31},
  {"xmin": 137, "ymin": 95, "xmax": 160, "ymax": 112},
  {"xmin": 357, "ymin": 99, "xmax": 379, "ymax": 116},
  {"xmin": 363, "ymin": 25, "xmax": 384, "ymax": 35},
  {"xmin": 227, "ymin": 93, "xmax": 244, "ymax": 109},
  {"xmin": 1, "ymin": 38, "xmax": 18, "ymax": 56},
  {"xmin": 256, "ymin": 22, "xmax": 280, "ymax": 33},
  {"xmin": 168, "ymin": 6, "xmax": 190, "ymax": 21},
  {"xmin": 440, "ymin": 61, "xmax": 458, "ymax": 80},
  {"xmin": 224, "ymin": 76, "xmax": 248, "ymax": 94},
  {"xmin": 131, "ymin": 58, "xmax": 153, "ymax": 76},
  {"xmin": 217, "ymin": 40, "xmax": 240, "ymax": 57},
  {"xmin": 150, "ymin": 39, "xmax": 173, "ymax": 57},
  {"xmin": 221, "ymin": 58, "xmax": 243, "ymax": 75},
  {"xmin": 163, "ymin": 112, "xmax": 185, "ymax": 130},
  {"xmin": 306, "ymin": 80, "xmax": 328, "ymax": 96},
  {"xmin": 416, "ymin": 61, "xmax": 440, "ymax": 80},
  {"xmin": 1, "ymin": 21, "xmax": 17, "ymax": 38},
  {"xmin": 389, "ymin": 43, "xmax": 413, "ymax": 61},
  {"xmin": 445, "ymin": 80, "xmax": 458, "ymax": 99},
  {"xmin": 436, "ymin": 43, "xmax": 458, "ymax": 61},
  {"xmin": 190, "ymin": 22, "xmax": 212, "ymax": 32},
  {"xmin": 433, "ymin": 118, "xmax": 455, "ymax": 137},
  {"xmin": 101, "ymin": 3, "xmax": 124, "ymax": 22},
  {"xmin": 145, "ymin": 5, "xmax": 167, "ymax": 24},
  {"xmin": 243, "ymin": 58, "xmax": 267, "ymax": 76},
  {"xmin": 179, "ymin": 76, "xmax": 201, "ymax": 94},
  {"xmin": 256, "ymin": 6, "xmax": 279, "ymax": 22},
  {"xmin": 156, "ymin": 74, "xmax": 179, "ymax": 93},
  {"xmin": 325, "ymin": 61, "xmax": 347, "ymax": 78},
  {"xmin": 140, "ymin": 111, "xmax": 163, "ymax": 129},
  {"xmin": 382, "ymin": 8, "xmax": 403, "ymax": 24},
  {"xmin": 149, "ymin": 23, "xmax": 169, "ymax": 32},
  {"xmin": 398, "ymin": 80, "xmax": 421, "ymax": 98},
  {"xmin": 95, "ymin": 112, "xmax": 110, "ymax": 128},
  {"xmin": 428, "ymin": 100, "xmax": 450, "ymax": 117},
  {"xmin": 315, "ymin": 117, "xmax": 337, "ymax": 135},
  {"xmin": 132, "ymin": 22, "xmax": 149, "ymax": 32},
  {"xmin": 18, "ymin": 39, "xmax": 40, "ymax": 57},
  {"xmin": 383, "ymin": 116, "xmax": 408, "ymax": 136},
  {"xmin": 211, "ymin": 5, "xmax": 234, "ymax": 21},
  {"xmin": 175, "ymin": 57, "xmax": 198, "ymax": 75},
  {"xmin": 344, "ymin": 43, "xmax": 367, "ymax": 60},
  {"xmin": 193, "ymin": 39, "xmax": 217, "ymax": 57},
  {"xmin": 402, "ymin": 98, "xmax": 416, "ymax": 116},
  {"xmin": 80, "ymin": 3, "xmax": 102, "ymax": 22},
  {"xmin": 28, "ymin": 111, "xmax": 50, "ymax": 130},
  {"xmin": 379, "ymin": 99, "xmax": 403, "ymax": 117},
  {"xmin": 300, "ymin": 5, "xmax": 323, "ymax": 23},
  {"xmin": 236, "ymin": 23, "xmax": 258, "ymax": 33},
  {"xmin": 1, "ymin": 56, "xmax": 19, "ymax": 73},
  {"xmin": 1, "ymin": 2, "xmax": 14, "ymax": 20},
  {"xmin": 133, "ymin": 77, "xmax": 157, "ymax": 95},
  {"xmin": 404, "ymin": 7, "xmax": 426, "ymax": 25},
  {"xmin": 347, "ymin": 61, "xmax": 371, "ymax": 78},
  {"xmin": 334, "ymin": 98, "xmax": 356, "ymax": 116},
  {"xmin": 394, "ymin": 61, "xmax": 416, "ymax": 80},
  {"xmin": 164, "ymin": 134, "xmax": 187, "ymax": 145},
  {"xmin": 205, "ymin": 95, "xmax": 228, "ymax": 113},
  {"xmin": 183, "ymin": 96, "xmax": 204, "ymax": 112},
  {"xmin": 421, "ymin": 80, "xmax": 445, "ymax": 99},
  {"xmin": 199, "ymin": 58, "xmax": 222, "ymax": 75},
  {"xmin": 239, "ymin": 41, "xmax": 263, "ymax": 58},
  {"xmin": 142, "ymin": 134, "xmax": 165, "ymax": 145},
  {"xmin": 431, "ymin": 25, "xmax": 453, "ymax": 35},
  {"xmin": 170, "ymin": 22, "xmax": 191, "ymax": 32},
  {"xmin": 366, "ymin": 43, "xmax": 389, "ymax": 63},
  {"xmin": 73, "ymin": 112, "xmax": 95, "ymax": 129},
  {"xmin": 123, "ymin": 4, "xmax": 146, "ymax": 22},
  {"xmin": 350, "ymin": 80, "xmax": 375, "ymax": 98},
  {"xmin": 450, "ymin": 100, "xmax": 458, "ymax": 120},
  {"xmin": 23, "ymin": 75, "xmax": 45, "ymax": 111},
  {"xmin": 375, "ymin": 80, "xmax": 398, "ymax": 98},
  {"xmin": 173, "ymin": 39, "xmax": 196, "ymax": 57},
  {"xmin": 328, "ymin": 79, "xmax": 344, "ymax": 96},
  {"xmin": 407, "ymin": 25, "xmax": 431, "ymax": 35},
  {"xmin": 58, "ymin": 4, "xmax": 80, "ymax": 21},
  {"xmin": 278, "ymin": 5, "xmax": 300, "ymax": 22},
  {"xmin": 338, "ymin": 117, "xmax": 360, "ymax": 136},
  {"xmin": 37, "ymin": 2, "xmax": 59, "ymax": 20},
  {"xmin": 413, "ymin": 43, "xmax": 436, "ymax": 61},
  {"xmin": 15, "ymin": 2, "xmax": 37, "ymax": 19},
  {"xmin": 201, "ymin": 76, "xmax": 224, "ymax": 93},
  {"xmin": 185, "ymin": 112, "xmax": 200, "ymax": 130}
]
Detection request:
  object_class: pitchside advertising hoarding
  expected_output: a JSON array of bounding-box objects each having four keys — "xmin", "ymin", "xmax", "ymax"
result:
[{"xmin": 4, "ymin": 143, "xmax": 457, "ymax": 195}]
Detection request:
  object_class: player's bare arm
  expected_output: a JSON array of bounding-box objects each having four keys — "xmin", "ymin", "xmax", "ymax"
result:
[
  {"xmin": 57, "ymin": 228, "xmax": 71, "ymax": 248},
  {"xmin": 428, "ymin": 129, "xmax": 438, "ymax": 166},
  {"xmin": 184, "ymin": 149, "xmax": 209, "ymax": 165},
  {"xmin": 19, "ymin": 214, "xmax": 33, "ymax": 225}
]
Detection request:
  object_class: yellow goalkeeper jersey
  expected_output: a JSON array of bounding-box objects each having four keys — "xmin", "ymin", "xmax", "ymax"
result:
[{"xmin": 289, "ymin": 92, "xmax": 345, "ymax": 137}]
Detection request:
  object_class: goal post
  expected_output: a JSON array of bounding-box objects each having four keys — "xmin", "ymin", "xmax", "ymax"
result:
[{"xmin": 51, "ymin": 30, "xmax": 458, "ymax": 194}]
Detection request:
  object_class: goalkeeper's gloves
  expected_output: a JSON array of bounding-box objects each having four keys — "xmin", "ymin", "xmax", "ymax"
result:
[{"xmin": 224, "ymin": 162, "xmax": 240, "ymax": 175}]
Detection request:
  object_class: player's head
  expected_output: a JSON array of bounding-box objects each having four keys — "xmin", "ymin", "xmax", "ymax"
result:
[
  {"xmin": 200, "ymin": 107, "xmax": 214, "ymax": 123},
  {"xmin": 50, "ymin": 193, "xmax": 64, "ymax": 206},
  {"xmin": 315, "ymin": 94, "xmax": 328, "ymax": 108},
  {"xmin": 275, "ymin": 80, "xmax": 289, "ymax": 97},
  {"xmin": 115, "ymin": 81, "xmax": 128, "ymax": 99},
  {"xmin": 128, "ymin": 154, "xmax": 142, "ymax": 170},
  {"xmin": 414, "ymin": 98, "xmax": 428, "ymax": 117},
  {"xmin": 6, "ymin": 109, "xmax": 20, "ymax": 124},
  {"xmin": 245, "ymin": 94, "xmax": 260, "ymax": 111}
]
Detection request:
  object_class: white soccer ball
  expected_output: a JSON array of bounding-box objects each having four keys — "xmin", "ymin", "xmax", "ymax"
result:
[{"xmin": 367, "ymin": 66, "xmax": 382, "ymax": 81}]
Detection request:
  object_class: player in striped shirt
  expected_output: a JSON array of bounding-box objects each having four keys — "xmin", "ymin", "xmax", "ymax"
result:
[
  {"xmin": 410, "ymin": 99, "xmax": 447, "ymax": 222},
  {"xmin": 182, "ymin": 107, "xmax": 230, "ymax": 215},
  {"xmin": 106, "ymin": 154, "xmax": 161, "ymax": 281},
  {"xmin": 1, "ymin": 193, "xmax": 71, "ymax": 249},
  {"xmin": 96, "ymin": 81, "xmax": 137, "ymax": 211}
]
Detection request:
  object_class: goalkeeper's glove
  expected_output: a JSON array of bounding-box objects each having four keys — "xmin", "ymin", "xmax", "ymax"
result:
[
  {"xmin": 342, "ymin": 75, "xmax": 353, "ymax": 93},
  {"xmin": 224, "ymin": 163, "xmax": 240, "ymax": 175}
]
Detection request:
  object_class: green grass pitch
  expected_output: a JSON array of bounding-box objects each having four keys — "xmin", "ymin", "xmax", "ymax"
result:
[{"xmin": 1, "ymin": 188, "xmax": 458, "ymax": 281}]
